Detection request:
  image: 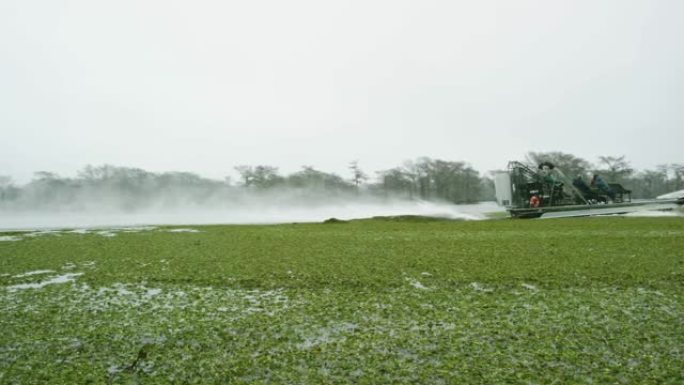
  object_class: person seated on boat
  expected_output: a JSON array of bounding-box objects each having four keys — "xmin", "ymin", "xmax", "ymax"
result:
[
  {"xmin": 572, "ymin": 175, "xmax": 592, "ymax": 196},
  {"xmin": 538, "ymin": 162, "xmax": 559, "ymax": 185},
  {"xmin": 591, "ymin": 174, "xmax": 616, "ymax": 201},
  {"xmin": 572, "ymin": 175, "xmax": 599, "ymax": 203}
]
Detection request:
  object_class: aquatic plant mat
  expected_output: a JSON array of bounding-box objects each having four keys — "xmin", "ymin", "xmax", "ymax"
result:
[{"xmin": 1, "ymin": 218, "xmax": 683, "ymax": 383}]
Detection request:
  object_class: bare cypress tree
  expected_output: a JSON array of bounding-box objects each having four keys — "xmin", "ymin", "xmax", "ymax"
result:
[{"xmin": 349, "ymin": 160, "xmax": 368, "ymax": 190}]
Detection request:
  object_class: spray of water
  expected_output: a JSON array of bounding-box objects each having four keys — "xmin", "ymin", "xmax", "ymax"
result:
[{"xmin": 0, "ymin": 188, "xmax": 501, "ymax": 230}]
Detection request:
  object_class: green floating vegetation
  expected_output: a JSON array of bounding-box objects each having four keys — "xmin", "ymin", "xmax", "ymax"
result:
[
  {"xmin": 364, "ymin": 215, "xmax": 459, "ymax": 222},
  {"xmin": 1, "ymin": 217, "xmax": 683, "ymax": 383}
]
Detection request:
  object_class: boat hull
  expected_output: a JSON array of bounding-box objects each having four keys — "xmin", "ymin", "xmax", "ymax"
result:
[{"xmin": 508, "ymin": 198, "xmax": 684, "ymax": 219}]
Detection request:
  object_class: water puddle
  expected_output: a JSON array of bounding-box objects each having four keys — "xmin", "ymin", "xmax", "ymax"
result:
[
  {"xmin": 6, "ymin": 273, "xmax": 84, "ymax": 291},
  {"xmin": 405, "ymin": 278, "xmax": 430, "ymax": 290},
  {"xmin": 164, "ymin": 228, "xmax": 201, "ymax": 233},
  {"xmin": 13, "ymin": 270, "xmax": 55, "ymax": 278}
]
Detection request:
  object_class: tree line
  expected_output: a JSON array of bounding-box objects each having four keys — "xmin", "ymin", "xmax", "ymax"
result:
[
  {"xmin": 233, "ymin": 158, "xmax": 486, "ymax": 203},
  {"xmin": 0, "ymin": 152, "xmax": 681, "ymax": 210}
]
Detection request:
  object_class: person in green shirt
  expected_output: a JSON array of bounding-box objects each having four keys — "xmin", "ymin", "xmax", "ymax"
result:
[{"xmin": 591, "ymin": 174, "xmax": 616, "ymax": 201}]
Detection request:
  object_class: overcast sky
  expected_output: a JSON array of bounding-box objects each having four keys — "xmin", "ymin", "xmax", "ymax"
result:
[{"xmin": 1, "ymin": 0, "xmax": 682, "ymax": 184}]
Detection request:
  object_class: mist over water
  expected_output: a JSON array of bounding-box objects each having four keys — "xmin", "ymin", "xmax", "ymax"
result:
[
  {"xmin": 0, "ymin": 189, "xmax": 501, "ymax": 231},
  {"xmin": 0, "ymin": 164, "xmax": 504, "ymax": 230}
]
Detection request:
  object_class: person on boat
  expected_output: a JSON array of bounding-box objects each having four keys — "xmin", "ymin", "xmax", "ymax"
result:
[
  {"xmin": 538, "ymin": 162, "xmax": 558, "ymax": 184},
  {"xmin": 572, "ymin": 175, "xmax": 592, "ymax": 197},
  {"xmin": 591, "ymin": 174, "xmax": 616, "ymax": 201}
]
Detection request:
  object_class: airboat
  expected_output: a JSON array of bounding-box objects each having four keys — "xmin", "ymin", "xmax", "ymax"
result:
[{"xmin": 494, "ymin": 161, "xmax": 684, "ymax": 218}]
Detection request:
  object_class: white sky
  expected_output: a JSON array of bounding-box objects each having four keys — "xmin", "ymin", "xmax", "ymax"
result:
[{"xmin": 1, "ymin": 0, "xmax": 682, "ymax": 184}]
